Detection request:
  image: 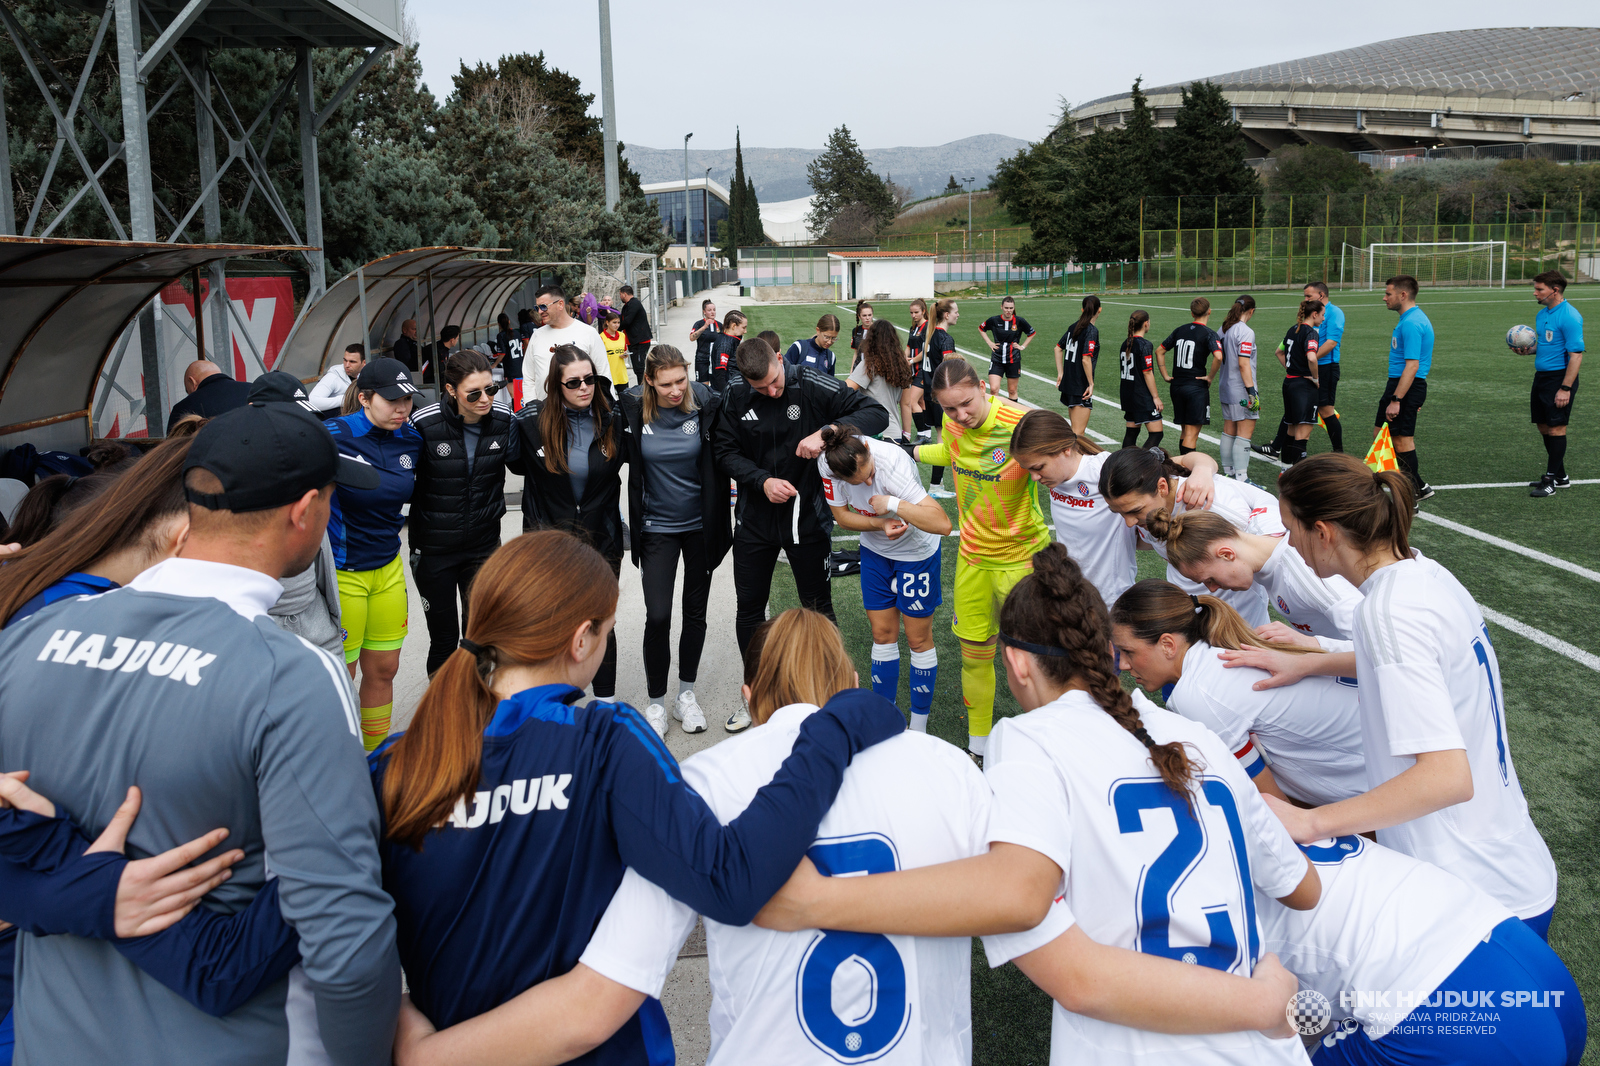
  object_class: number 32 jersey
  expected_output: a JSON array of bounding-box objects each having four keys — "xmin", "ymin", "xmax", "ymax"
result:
[
  {"xmin": 985, "ymin": 690, "xmax": 1310, "ymax": 1064},
  {"xmin": 581, "ymin": 704, "xmax": 996, "ymax": 1066}
]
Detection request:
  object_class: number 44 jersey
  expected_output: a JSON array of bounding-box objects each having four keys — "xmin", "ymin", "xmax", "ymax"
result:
[
  {"xmin": 984, "ymin": 690, "xmax": 1311, "ymax": 1065},
  {"xmin": 580, "ymin": 704, "xmax": 996, "ymax": 1066}
]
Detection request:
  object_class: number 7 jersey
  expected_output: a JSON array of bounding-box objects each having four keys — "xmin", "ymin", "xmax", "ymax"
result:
[{"xmin": 985, "ymin": 690, "xmax": 1311, "ymax": 1064}]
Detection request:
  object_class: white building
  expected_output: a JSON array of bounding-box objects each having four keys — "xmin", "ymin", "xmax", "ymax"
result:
[{"xmin": 828, "ymin": 250, "xmax": 936, "ymax": 301}]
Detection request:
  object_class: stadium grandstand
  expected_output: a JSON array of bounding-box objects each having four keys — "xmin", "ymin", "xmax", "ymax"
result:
[{"xmin": 1064, "ymin": 28, "xmax": 1600, "ymax": 157}]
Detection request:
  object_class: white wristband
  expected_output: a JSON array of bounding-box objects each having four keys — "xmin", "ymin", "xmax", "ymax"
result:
[{"xmin": 885, "ymin": 496, "xmax": 901, "ymax": 516}]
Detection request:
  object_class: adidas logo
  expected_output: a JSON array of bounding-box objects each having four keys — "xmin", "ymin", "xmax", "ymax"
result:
[
  {"xmin": 913, "ymin": 684, "xmax": 931, "ymax": 693},
  {"xmin": 489, "ymin": 441, "xmax": 500, "ymax": 450},
  {"xmin": 909, "ymin": 599, "xmax": 924, "ymax": 611},
  {"xmin": 741, "ymin": 409, "xmax": 759, "ymax": 421},
  {"xmin": 642, "ymin": 424, "xmax": 654, "ymax": 435}
]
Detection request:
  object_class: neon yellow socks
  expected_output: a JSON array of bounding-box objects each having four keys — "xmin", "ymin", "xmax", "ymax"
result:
[
  {"xmin": 361, "ymin": 702, "xmax": 392, "ymax": 752},
  {"xmin": 960, "ymin": 641, "xmax": 996, "ymax": 752}
]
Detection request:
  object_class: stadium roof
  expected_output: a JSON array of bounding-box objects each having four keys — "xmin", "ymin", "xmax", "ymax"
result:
[{"xmin": 1067, "ymin": 28, "xmax": 1600, "ymax": 153}]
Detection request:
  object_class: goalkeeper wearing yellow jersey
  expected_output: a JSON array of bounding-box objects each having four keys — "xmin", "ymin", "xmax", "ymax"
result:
[{"xmin": 914, "ymin": 359, "xmax": 1051, "ymax": 764}]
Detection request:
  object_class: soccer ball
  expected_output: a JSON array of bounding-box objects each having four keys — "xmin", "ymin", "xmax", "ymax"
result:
[{"xmin": 1506, "ymin": 324, "xmax": 1537, "ymax": 355}]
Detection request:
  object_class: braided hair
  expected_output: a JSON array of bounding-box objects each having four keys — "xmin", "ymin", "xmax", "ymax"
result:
[{"xmin": 1000, "ymin": 543, "xmax": 1200, "ymax": 802}]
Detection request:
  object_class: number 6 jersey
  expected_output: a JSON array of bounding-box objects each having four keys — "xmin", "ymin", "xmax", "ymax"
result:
[
  {"xmin": 581, "ymin": 705, "xmax": 999, "ymax": 1065},
  {"xmin": 984, "ymin": 689, "xmax": 1311, "ymax": 1064}
]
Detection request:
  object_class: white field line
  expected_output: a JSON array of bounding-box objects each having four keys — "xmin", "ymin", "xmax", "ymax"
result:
[
  {"xmin": 1432, "ymin": 479, "xmax": 1600, "ymax": 490},
  {"xmin": 1480, "ymin": 607, "xmax": 1600, "ymax": 673},
  {"xmin": 1411, "ymin": 511, "xmax": 1600, "ymax": 583}
]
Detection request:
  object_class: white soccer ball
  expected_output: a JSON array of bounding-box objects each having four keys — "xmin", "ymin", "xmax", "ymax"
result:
[{"xmin": 1507, "ymin": 324, "xmax": 1537, "ymax": 355}]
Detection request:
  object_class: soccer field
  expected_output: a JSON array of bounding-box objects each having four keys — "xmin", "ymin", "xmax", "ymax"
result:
[{"xmin": 743, "ymin": 287, "xmax": 1600, "ymax": 1065}]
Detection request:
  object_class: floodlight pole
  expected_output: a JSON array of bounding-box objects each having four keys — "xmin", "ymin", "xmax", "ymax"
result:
[
  {"xmin": 966, "ymin": 176, "xmax": 975, "ymax": 254},
  {"xmin": 683, "ymin": 132, "xmax": 693, "ymax": 300},
  {"xmin": 598, "ymin": 0, "xmax": 619, "ymax": 211},
  {"xmin": 298, "ymin": 46, "xmax": 326, "ymax": 299},
  {"xmin": 113, "ymin": 0, "xmax": 165, "ymax": 429},
  {"xmin": 705, "ymin": 166, "xmax": 712, "ymax": 281}
]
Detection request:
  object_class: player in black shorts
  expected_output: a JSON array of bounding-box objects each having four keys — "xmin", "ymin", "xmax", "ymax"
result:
[
  {"xmin": 1275, "ymin": 298, "xmax": 1324, "ymax": 465},
  {"xmin": 1054, "ymin": 295, "xmax": 1101, "ymax": 437},
  {"xmin": 1118, "ymin": 309, "xmax": 1163, "ymax": 448},
  {"xmin": 1155, "ymin": 297, "xmax": 1221, "ymax": 455},
  {"xmin": 978, "ymin": 296, "xmax": 1034, "ymax": 401}
]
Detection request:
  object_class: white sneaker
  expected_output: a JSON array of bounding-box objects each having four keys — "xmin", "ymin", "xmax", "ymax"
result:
[
  {"xmin": 642, "ymin": 702, "xmax": 668, "ymax": 739},
  {"xmin": 928, "ymin": 485, "xmax": 955, "ymax": 499},
  {"xmin": 725, "ymin": 705, "xmax": 752, "ymax": 733},
  {"xmin": 674, "ymin": 691, "xmax": 708, "ymax": 734}
]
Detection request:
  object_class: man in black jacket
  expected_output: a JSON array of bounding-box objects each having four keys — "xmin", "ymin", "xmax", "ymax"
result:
[
  {"xmin": 714, "ymin": 337, "xmax": 889, "ymax": 682},
  {"xmin": 165, "ymin": 359, "xmax": 250, "ymax": 432},
  {"xmin": 617, "ymin": 284, "xmax": 652, "ymax": 383}
]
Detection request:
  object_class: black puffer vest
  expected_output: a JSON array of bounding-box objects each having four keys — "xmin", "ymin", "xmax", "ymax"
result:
[{"xmin": 409, "ymin": 398, "xmax": 513, "ymax": 555}]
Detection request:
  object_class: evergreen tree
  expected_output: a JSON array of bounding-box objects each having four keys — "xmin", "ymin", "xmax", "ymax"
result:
[
  {"xmin": 944, "ymin": 174, "xmax": 961, "ymax": 194},
  {"xmin": 805, "ymin": 124, "xmax": 895, "ymax": 238},
  {"xmin": 1162, "ymin": 80, "xmax": 1258, "ymax": 225},
  {"xmin": 722, "ymin": 127, "xmax": 749, "ymax": 259},
  {"xmin": 742, "ymin": 172, "xmax": 762, "ymax": 245}
]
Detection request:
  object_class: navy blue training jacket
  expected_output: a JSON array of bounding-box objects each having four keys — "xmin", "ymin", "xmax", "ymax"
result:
[{"xmin": 324, "ymin": 410, "xmax": 423, "ymax": 571}]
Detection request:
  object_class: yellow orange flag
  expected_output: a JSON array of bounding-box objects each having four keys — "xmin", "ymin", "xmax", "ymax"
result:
[{"xmin": 1365, "ymin": 424, "xmax": 1399, "ymax": 472}]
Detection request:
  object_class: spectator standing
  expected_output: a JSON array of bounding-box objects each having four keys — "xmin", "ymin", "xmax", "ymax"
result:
[
  {"xmin": 509, "ymin": 345, "xmax": 628, "ymax": 701},
  {"xmin": 392, "ymin": 318, "xmax": 421, "ymax": 372},
  {"xmin": 425, "ymin": 325, "xmax": 460, "ymax": 385},
  {"xmin": 847, "ymin": 319, "xmax": 917, "ymax": 440},
  {"xmin": 689, "ymin": 299, "xmax": 721, "ymax": 384},
  {"xmin": 409, "ymin": 351, "xmax": 513, "ymax": 675},
  {"xmin": 310, "ymin": 344, "xmax": 366, "ymax": 414},
  {"xmin": 164, "ymin": 360, "xmax": 250, "ymax": 432},
  {"xmin": 617, "ymin": 283, "xmax": 653, "ymax": 382},
  {"xmin": 714, "ymin": 337, "xmax": 889, "ymax": 715},
  {"xmin": 618, "ymin": 345, "xmax": 731, "ymax": 737},
  {"xmin": 785, "ymin": 314, "xmax": 840, "ymax": 375},
  {"xmin": 709, "ymin": 309, "xmax": 747, "ymax": 396},
  {"xmin": 492, "ymin": 313, "xmax": 517, "ymax": 376},
  {"xmin": 0, "ymin": 404, "xmax": 398, "ymax": 1066},
  {"xmin": 325, "ymin": 357, "xmax": 424, "ymax": 751},
  {"xmin": 523, "ymin": 286, "xmax": 609, "ymax": 404},
  {"xmin": 599, "ymin": 311, "xmax": 631, "ymax": 391}
]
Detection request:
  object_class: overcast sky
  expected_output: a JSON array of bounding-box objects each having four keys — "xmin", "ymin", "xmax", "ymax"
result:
[{"xmin": 410, "ymin": 0, "xmax": 1572, "ymax": 150}]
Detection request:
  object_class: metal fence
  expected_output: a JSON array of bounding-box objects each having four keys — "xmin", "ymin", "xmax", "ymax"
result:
[{"xmin": 1246, "ymin": 140, "xmax": 1600, "ymax": 173}]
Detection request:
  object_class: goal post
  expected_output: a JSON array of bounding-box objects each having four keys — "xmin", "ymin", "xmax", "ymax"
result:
[{"xmin": 1346, "ymin": 241, "xmax": 1507, "ymax": 289}]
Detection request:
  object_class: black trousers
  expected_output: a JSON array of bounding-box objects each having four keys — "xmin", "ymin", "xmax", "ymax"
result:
[
  {"xmin": 628, "ymin": 342, "xmax": 651, "ymax": 383},
  {"xmin": 732, "ymin": 536, "xmax": 835, "ymax": 656},
  {"xmin": 412, "ymin": 547, "xmax": 495, "ymax": 676},
  {"xmin": 594, "ymin": 553, "xmax": 622, "ymax": 698},
  {"xmin": 639, "ymin": 529, "xmax": 713, "ymax": 699}
]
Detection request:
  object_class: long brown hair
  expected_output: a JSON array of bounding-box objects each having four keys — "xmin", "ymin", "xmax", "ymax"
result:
[
  {"xmin": 381, "ymin": 531, "xmax": 620, "ymax": 848},
  {"xmin": 1000, "ymin": 544, "xmax": 1200, "ymax": 800},
  {"xmin": 1009, "ymin": 408, "xmax": 1102, "ymax": 461},
  {"xmin": 1278, "ymin": 452, "xmax": 1413, "ymax": 557},
  {"xmin": 1111, "ymin": 579, "xmax": 1314, "ymax": 655},
  {"xmin": 908, "ymin": 298, "xmax": 928, "ymax": 326},
  {"xmin": 0, "ymin": 435, "xmax": 194, "ymax": 625},
  {"xmin": 642, "ymin": 344, "xmax": 697, "ymax": 424},
  {"xmin": 1219, "ymin": 295, "xmax": 1255, "ymax": 335},
  {"xmin": 933, "ymin": 299, "xmax": 957, "ymax": 327},
  {"xmin": 539, "ymin": 344, "xmax": 617, "ymax": 474},
  {"xmin": 1119, "ymin": 309, "xmax": 1151, "ymax": 357},
  {"xmin": 1296, "ymin": 298, "xmax": 1321, "ymax": 323},
  {"xmin": 745, "ymin": 608, "xmax": 856, "ymax": 724},
  {"xmin": 1067, "ymin": 295, "xmax": 1100, "ymax": 347},
  {"xmin": 5, "ymin": 472, "xmax": 120, "ymax": 547},
  {"xmin": 1098, "ymin": 445, "xmax": 1188, "ymax": 505},
  {"xmin": 860, "ymin": 319, "xmax": 913, "ymax": 388},
  {"xmin": 1147, "ymin": 508, "xmax": 1239, "ymax": 561},
  {"xmin": 819, "ymin": 422, "xmax": 870, "ymax": 479}
]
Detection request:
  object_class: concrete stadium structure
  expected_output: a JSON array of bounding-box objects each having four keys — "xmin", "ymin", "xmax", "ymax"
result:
[{"xmin": 1065, "ymin": 28, "xmax": 1600, "ymax": 155}]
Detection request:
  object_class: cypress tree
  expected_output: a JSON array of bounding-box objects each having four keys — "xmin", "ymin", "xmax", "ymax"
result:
[{"xmin": 1163, "ymin": 80, "xmax": 1258, "ymax": 225}]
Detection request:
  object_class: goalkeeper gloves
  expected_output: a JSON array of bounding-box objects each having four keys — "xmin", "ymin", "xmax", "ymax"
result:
[{"xmin": 1245, "ymin": 386, "xmax": 1260, "ymax": 412}]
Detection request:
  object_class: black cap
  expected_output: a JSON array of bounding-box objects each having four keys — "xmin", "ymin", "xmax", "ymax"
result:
[
  {"xmin": 184, "ymin": 404, "xmax": 381, "ymax": 513},
  {"xmin": 249, "ymin": 371, "xmax": 315, "ymax": 412},
  {"xmin": 356, "ymin": 357, "xmax": 421, "ymax": 401}
]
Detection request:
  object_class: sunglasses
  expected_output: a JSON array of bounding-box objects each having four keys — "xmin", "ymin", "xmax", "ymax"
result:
[
  {"xmin": 561, "ymin": 374, "xmax": 597, "ymax": 390},
  {"xmin": 535, "ymin": 301, "xmax": 560, "ymax": 312},
  {"xmin": 461, "ymin": 382, "xmax": 503, "ymax": 403}
]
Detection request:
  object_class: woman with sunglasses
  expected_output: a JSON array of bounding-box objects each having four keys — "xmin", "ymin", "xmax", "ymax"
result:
[
  {"xmin": 410, "ymin": 350, "xmax": 515, "ymax": 676},
  {"xmin": 508, "ymin": 344, "xmax": 628, "ymax": 701}
]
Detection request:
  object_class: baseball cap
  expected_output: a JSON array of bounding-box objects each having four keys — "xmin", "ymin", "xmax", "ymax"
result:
[
  {"xmin": 249, "ymin": 370, "xmax": 316, "ymax": 411},
  {"xmin": 356, "ymin": 357, "xmax": 421, "ymax": 401},
  {"xmin": 184, "ymin": 404, "xmax": 380, "ymax": 513}
]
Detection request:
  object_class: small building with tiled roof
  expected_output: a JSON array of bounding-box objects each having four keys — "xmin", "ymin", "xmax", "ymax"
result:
[{"xmin": 827, "ymin": 250, "xmax": 935, "ymax": 301}]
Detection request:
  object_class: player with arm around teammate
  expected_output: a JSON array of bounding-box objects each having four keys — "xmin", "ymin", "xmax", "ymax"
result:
[
  {"xmin": 1155, "ymin": 297, "xmax": 1223, "ymax": 456},
  {"xmin": 754, "ymin": 545, "xmax": 1322, "ymax": 1065},
  {"xmin": 1528, "ymin": 270, "xmax": 1584, "ymax": 497},
  {"xmin": 1110, "ymin": 580, "xmax": 1366, "ymax": 808},
  {"xmin": 1267, "ymin": 453, "xmax": 1559, "ymax": 937},
  {"xmin": 819, "ymin": 424, "xmax": 950, "ymax": 732},
  {"xmin": 978, "ymin": 296, "xmax": 1035, "ymax": 401},
  {"xmin": 1054, "ymin": 295, "xmax": 1102, "ymax": 437}
]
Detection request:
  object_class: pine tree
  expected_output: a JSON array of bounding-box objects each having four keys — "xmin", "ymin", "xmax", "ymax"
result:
[
  {"xmin": 945, "ymin": 174, "xmax": 961, "ymax": 194},
  {"xmin": 1163, "ymin": 80, "xmax": 1258, "ymax": 225},
  {"xmin": 805, "ymin": 124, "xmax": 895, "ymax": 239}
]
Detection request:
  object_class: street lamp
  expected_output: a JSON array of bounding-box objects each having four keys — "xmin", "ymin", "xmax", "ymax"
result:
[
  {"xmin": 965, "ymin": 176, "xmax": 976, "ymax": 252},
  {"xmin": 705, "ymin": 165, "xmax": 713, "ymax": 282},
  {"xmin": 682, "ymin": 132, "xmax": 693, "ymax": 302}
]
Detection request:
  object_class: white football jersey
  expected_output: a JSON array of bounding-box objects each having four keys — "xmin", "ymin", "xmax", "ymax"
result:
[
  {"xmin": 1255, "ymin": 537, "xmax": 1362, "ymax": 641},
  {"xmin": 1258, "ymin": 836, "xmax": 1511, "ymax": 1040},
  {"xmin": 985, "ymin": 689, "xmax": 1310, "ymax": 1065},
  {"xmin": 1138, "ymin": 476, "xmax": 1278, "ymax": 626},
  {"xmin": 1353, "ymin": 556, "xmax": 1557, "ymax": 919},
  {"xmin": 1047, "ymin": 450, "xmax": 1138, "ymax": 612},
  {"xmin": 1168, "ymin": 641, "xmax": 1367, "ymax": 807},
  {"xmin": 820, "ymin": 437, "xmax": 939, "ymax": 563},
  {"xmin": 580, "ymin": 705, "xmax": 996, "ymax": 1066}
]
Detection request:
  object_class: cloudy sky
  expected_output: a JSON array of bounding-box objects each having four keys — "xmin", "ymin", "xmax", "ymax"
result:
[{"xmin": 409, "ymin": 0, "xmax": 1567, "ymax": 150}]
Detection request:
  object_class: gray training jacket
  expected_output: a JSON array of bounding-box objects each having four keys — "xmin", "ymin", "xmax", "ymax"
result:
[{"xmin": 0, "ymin": 557, "xmax": 398, "ymax": 1066}]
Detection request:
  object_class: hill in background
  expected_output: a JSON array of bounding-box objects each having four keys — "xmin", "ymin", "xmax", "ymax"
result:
[{"xmin": 623, "ymin": 134, "xmax": 1028, "ymax": 202}]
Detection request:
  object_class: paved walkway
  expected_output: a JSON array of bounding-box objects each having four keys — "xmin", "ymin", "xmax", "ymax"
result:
[{"xmin": 386, "ymin": 282, "xmax": 745, "ymax": 1065}]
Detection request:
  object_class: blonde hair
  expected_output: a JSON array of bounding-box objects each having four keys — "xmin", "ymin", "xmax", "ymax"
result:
[{"xmin": 745, "ymin": 609, "xmax": 855, "ymax": 724}]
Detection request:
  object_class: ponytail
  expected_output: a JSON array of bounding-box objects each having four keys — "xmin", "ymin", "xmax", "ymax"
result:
[
  {"xmin": 1068, "ymin": 295, "xmax": 1101, "ymax": 346},
  {"xmin": 1152, "ymin": 508, "xmax": 1238, "ymax": 565},
  {"xmin": 1119, "ymin": 309, "xmax": 1150, "ymax": 357},
  {"xmin": 1000, "ymin": 544, "xmax": 1200, "ymax": 802},
  {"xmin": 819, "ymin": 423, "xmax": 870, "ymax": 479},
  {"xmin": 933, "ymin": 298, "xmax": 957, "ymax": 327},
  {"xmin": 1219, "ymin": 295, "xmax": 1255, "ymax": 335},
  {"xmin": 1009, "ymin": 408, "xmax": 1101, "ymax": 462},
  {"xmin": 1098, "ymin": 445, "xmax": 1187, "ymax": 504},
  {"xmin": 1297, "ymin": 298, "xmax": 1321, "ymax": 324},
  {"xmin": 1111, "ymin": 579, "xmax": 1312, "ymax": 656},
  {"xmin": 1277, "ymin": 452, "xmax": 1413, "ymax": 557}
]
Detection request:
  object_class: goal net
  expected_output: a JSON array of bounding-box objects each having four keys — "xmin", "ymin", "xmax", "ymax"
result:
[{"xmin": 1344, "ymin": 242, "xmax": 1506, "ymax": 289}]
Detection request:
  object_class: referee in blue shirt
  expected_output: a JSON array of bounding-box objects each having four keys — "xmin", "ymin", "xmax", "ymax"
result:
[
  {"xmin": 1379, "ymin": 274, "xmax": 1435, "ymax": 501},
  {"xmin": 1528, "ymin": 270, "xmax": 1584, "ymax": 497}
]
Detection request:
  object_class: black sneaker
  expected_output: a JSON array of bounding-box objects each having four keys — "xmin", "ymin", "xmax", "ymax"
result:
[
  {"xmin": 1252, "ymin": 442, "xmax": 1282, "ymax": 459},
  {"xmin": 1554, "ymin": 475, "xmax": 1572, "ymax": 489},
  {"xmin": 1530, "ymin": 477, "xmax": 1557, "ymax": 498},
  {"xmin": 1413, "ymin": 484, "xmax": 1436, "ymax": 503},
  {"xmin": 967, "ymin": 749, "xmax": 984, "ymax": 771}
]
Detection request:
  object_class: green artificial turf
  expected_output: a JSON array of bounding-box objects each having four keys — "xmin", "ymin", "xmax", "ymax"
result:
[{"xmin": 742, "ymin": 286, "xmax": 1600, "ymax": 1065}]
